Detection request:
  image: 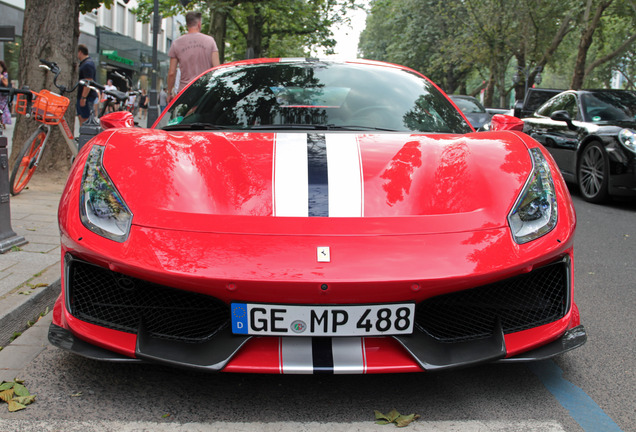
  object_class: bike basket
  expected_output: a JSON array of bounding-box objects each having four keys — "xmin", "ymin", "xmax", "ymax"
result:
[{"xmin": 16, "ymin": 89, "xmax": 70, "ymax": 125}]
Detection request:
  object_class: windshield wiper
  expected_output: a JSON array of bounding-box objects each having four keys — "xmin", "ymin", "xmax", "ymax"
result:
[
  {"xmin": 328, "ymin": 125, "xmax": 401, "ymax": 132},
  {"xmin": 162, "ymin": 122, "xmax": 235, "ymax": 131},
  {"xmin": 250, "ymin": 124, "xmax": 334, "ymax": 130},
  {"xmin": 249, "ymin": 124, "xmax": 401, "ymax": 132}
]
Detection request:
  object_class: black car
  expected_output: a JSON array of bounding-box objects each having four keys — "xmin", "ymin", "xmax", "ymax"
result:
[{"xmin": 522, "ymin": 90, "xmax": 636, "ymax": 203}]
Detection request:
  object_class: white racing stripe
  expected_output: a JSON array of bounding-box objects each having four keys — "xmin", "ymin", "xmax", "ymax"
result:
[
  {"xmin": 273, "ymin": 133, "xmax": 308, "ymax": 216},
  {"xmin": 280, "ymin": 337, "xmax": 366, "ymax": 374},
  {"xmin": 280, "ymin": 337, "xmax": 313, "ymax": 374},
  {"xmin": 274, "ymin": 133, "xmax": 364, "ymax": 217},
  {"xmin": 332, "ymin": 337, "xmax": 366, "ymax": 374},
  {"xmin": 326, "ymin": 134, "xmax": 363, "ymax": 217}
]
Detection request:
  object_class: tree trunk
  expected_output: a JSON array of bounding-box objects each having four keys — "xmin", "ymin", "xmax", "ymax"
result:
[
  {"xmin": 209, "ymin": 4, "xmax": 228, "ymax": 64},
  {"xmin": 246, "ymin": 5, "xmax": 264, "ymax": 59},
  {"xmin": 10, "ymin": 0, "xmax": 80, "ymax": 174},
  {"xmin": 571, "ymin": 0, "xmax": 613, "ymax": 90}
]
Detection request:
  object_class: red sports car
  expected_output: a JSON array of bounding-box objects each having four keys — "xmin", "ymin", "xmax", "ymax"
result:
[{"xmin": 49, "ymin": 58, "xmax": 586, "ymax": 373}]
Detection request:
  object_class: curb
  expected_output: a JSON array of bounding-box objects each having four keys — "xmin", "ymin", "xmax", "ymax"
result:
[{"xmin": 0, "ymin": 279, "xmax": 60, "ymax": 349}]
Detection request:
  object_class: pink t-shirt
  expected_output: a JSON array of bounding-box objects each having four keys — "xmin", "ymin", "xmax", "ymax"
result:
[{"xmin": 168, "ymin": 32, "xmax": 218, "ymax": 90}]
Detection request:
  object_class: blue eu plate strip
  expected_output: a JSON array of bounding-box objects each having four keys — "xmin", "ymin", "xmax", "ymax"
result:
[{"xmin": 231, "ymin": 303, "xmax": 248, "ymax": 334}]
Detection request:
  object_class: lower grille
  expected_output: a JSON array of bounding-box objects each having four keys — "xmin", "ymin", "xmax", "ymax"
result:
[
  {"xmin": 415, "ymin": 258, "xmax": 570, "ymax": 342},
  {"xmin": 67, "ymin": 259, "xmax": 230, "ymax": 343}
]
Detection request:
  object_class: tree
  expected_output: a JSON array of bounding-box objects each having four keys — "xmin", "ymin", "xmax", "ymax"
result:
[
  {"xmin": 359, "ymin": 0, "xmax": 473, "ymax": 94},
  {"xmin": 10, "ymin": 0, "xmax": 111, "ymax": 173},
  {"xmin": 570, "ymin": 0, "xmax": 636, "ymax": 89},
  {"xmin": 135, "ymin": 0, "xmax": 357, "ymax": 62}
]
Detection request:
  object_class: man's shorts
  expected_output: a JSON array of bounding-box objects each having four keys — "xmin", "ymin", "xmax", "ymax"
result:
[{"xmin": 76, "ymin": 97, "xmax": 95, "ymax": 120}]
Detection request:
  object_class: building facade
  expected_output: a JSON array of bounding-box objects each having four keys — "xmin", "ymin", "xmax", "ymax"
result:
[{"xmin": 0, "ymin": 0, "xmax": 182, "ymax": 92}]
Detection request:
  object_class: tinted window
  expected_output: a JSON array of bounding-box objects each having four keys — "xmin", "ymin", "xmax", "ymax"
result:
[
  {"xmin": 536, "ymin": 93, "xmax": 578, "ymax": 119},
  {"xmin": 581, "ymin": 91, "xmax": 636, "ymax": 123},
  {"xmin": 157, "ymin": 62, "xmax": 472, "ymax": 134}
]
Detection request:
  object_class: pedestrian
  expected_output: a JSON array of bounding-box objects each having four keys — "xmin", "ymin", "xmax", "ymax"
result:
[
  {"xmin": 0, "ymin": 60, "xmax": 12, "ymax": 126},
  {"xmin": 138, "ymin": 88, "xmax": 148, "ymax": 119},
  {"xmin": 126, "ymin": 91, "xmax": 136, "ymax": 113},
  {"xmin": 77, "ymin": 44, "xmax": 98, "ymax": 125},
  {"xmin": 103, "ymin": 79, "xmax": 118, "ymax": 113},
  {"xmin": 167, "ymin": 11, "xmax": 220, "ymax": 103},
  {"xmin": 159, "ymin": 87, "xmax": 168, "ymax": 112}
]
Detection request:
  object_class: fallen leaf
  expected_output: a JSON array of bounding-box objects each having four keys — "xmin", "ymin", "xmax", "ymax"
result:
[
  {"xmin": 395, "ymin": 414, "xmax": 420, "ymax": 427},
  {"xmin": 0, "ymin": 382, "xmax": 14, "ymax": 391},
  {"xmin": 31, "ymin": 283, "xmax": 49, "ymax": 289},
  {"xmin": 13, "ymin": 383, "xmax": 30, "ymax": 397},
  {"xmin": 71, "ymin": 392, "xmax": 83, "ymax": 397},
  {"xmin": 8, "ymin": 400, "xmax": 27, "ymax": 412},
  {"xmin": 0, "ymin": 389, "xmax": 15, "ymax": 403},
  {"xmin": 12, "ymin": 395, "xmax": 36, "ymax": 406},
  {"xmin": 18, "ymin": 291, "xmax": 32, "ymax": 296}
]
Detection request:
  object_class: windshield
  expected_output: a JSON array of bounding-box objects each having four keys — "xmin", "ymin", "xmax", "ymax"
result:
[
  {"xmin": 581, "ymin": 91, "xmax": 636, "ymax": 123},
  {"xmin": 156, "ymin": 61, "xmax": 472, "ymax": 134}
]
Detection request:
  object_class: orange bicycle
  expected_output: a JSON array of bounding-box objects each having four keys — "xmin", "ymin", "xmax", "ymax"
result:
[{"xmin": 9, "ymin": 59, "xmax": 108, "ymax": 195}]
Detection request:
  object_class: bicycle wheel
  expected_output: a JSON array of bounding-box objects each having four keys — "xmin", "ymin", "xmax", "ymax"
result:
[{"xmin": 10, "ymin": 128, "xmax": 48, "ymax": 195}]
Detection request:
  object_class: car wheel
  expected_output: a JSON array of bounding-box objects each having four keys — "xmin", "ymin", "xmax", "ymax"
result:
[{"xmin": 577, "ymin": 141, "xmax": 609, "ymax": 203}]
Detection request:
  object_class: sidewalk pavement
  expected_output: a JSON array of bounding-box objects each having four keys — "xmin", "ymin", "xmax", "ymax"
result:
[{"xmin": 0, "ymin": 114, "xmax": 149, "ymax": 378}]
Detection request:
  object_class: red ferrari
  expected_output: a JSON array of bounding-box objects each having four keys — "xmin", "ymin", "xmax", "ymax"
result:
[{"xmin": 49, "ymin": 58, "xmax": 586, "ymax": 373}]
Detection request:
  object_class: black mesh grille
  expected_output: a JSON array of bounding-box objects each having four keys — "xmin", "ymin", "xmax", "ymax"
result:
[
  {"xmin": 67, "ymin": 259, "xmax": 230, "ymax": 343},
  {"xmin": 415, "ymin": 259, "xmax": 569, "ymax": 342}
]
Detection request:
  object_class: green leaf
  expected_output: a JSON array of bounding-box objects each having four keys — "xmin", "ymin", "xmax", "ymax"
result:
[
  {"xmin": 7, "ymin": 400, "xmax": 27, "ymax": 412},
  {"xmin": 0, "ymin": 382, "xmax": 15, "ymax": 391},
  {"xmin": 13, "ymin": 383, "xmax": 30, "ymax": 397}
]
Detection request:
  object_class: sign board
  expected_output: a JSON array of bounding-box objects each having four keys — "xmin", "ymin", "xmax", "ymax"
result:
[{"xmin": 0, "ymin": 26, "xmax": 15, "ymax": 42}]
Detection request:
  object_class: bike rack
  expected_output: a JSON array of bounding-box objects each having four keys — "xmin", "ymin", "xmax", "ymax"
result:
[{"xmin": 0, "ymin": 135, "xmax": 27, "ymax": 253}]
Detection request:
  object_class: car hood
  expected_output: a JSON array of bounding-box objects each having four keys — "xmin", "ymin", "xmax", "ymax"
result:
[{"xmin": 98, "ymin": 129, "xmax": 533, "ymax": 235}]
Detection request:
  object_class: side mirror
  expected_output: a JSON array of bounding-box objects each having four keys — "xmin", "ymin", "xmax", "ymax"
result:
[
  {"xmin": 550, "ymin": 110, "xmax": 577, "ymax": 130},
  {"xmin": 100, "ymin": 111, "xmax": 135, "ymax": 130},
  {"xmin": 490, "ymin": 114, "xmax": 524, "ymax": 132}
]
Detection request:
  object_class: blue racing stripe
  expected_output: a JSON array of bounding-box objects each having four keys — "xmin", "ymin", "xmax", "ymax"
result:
[{"xmin": 527, "ymin": 360, "xmax": 623, "ymax": 432}]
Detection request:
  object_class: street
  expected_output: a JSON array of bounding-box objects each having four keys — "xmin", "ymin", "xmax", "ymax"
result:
[{"xmin": 0, "ymin": 186, "xmax": 634, "ymax": 432}]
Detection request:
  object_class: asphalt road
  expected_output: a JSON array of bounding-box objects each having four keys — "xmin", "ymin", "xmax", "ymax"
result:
[{"xmin": 0, "ymin": 185, "xmax": 634, "ymax": 432}]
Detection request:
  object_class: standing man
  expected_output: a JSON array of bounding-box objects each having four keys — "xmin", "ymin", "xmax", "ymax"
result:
[
  {"xmin": 77, "ymin": 44, "xmax": 97, "ymax": 125},
  {"xmin": 167, "ymin": 11, "xmax": 220, "ymax": 103}
]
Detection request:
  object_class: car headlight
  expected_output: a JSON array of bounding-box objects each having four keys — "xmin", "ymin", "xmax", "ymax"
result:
[
  {"xmin": 618, "ymin": 129, "xmax": 636, "ymax": 153},
  {"xmin": 508, "ymin": 148, "xmax": 557, "ymax": 244},
  {"xmin": 79, "ymin": 145, "xmax": 133, "ymax": 242}
]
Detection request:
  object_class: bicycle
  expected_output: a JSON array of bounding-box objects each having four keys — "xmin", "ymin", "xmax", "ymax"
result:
[{"xmin": 8, "ymin": 59, "xmax": 130, "ymax": 195}]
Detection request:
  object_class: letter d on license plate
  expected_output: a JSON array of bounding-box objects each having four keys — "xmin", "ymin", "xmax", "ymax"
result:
[{"xmin": 231, "ymin": 303, "xmax": 414, "ymax": 336}]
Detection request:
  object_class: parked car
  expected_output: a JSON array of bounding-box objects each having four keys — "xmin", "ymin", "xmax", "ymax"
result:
[
  {"xmin": 449, "ymin": 94, "xmax": 493, "ymax": 129},
  {"xmin": 49, "ymin": 58, "xmax": 585, "ymax": 374},
  {"xmin": 514, "ymin": 88, "xmax": 564, "ymax": 118},
  {"xmin": 522, "ymin": 89, "xmax": 636, "ymax": 203}
]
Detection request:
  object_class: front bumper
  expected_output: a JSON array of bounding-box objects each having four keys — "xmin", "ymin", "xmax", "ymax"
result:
[{"xmin": 48, "ymin": 321, "xmax": 587, "ymax": 372}]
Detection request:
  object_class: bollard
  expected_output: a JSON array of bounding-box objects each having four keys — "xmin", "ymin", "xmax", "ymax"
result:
[
  {"xmin": 77, "ymin": 116, "xmax": 102, "ymax": 153},
  {"xmin": 0, "ymin": 135, "xmax": 27, "ymax": 253}
]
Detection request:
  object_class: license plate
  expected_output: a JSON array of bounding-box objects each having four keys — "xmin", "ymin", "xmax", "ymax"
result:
[{"xmin": 231, "ymin": 303, "xmax": 415, "ymax": 336}]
